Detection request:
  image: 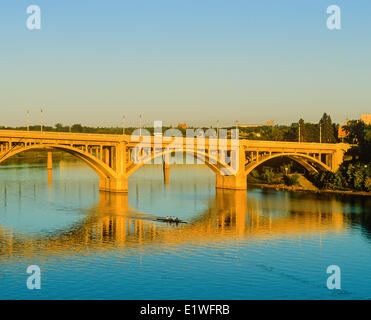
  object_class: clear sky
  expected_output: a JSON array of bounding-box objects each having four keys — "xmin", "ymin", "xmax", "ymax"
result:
[{"xmin": 0, "ymin": 0, "xmax": 370, "ymax": 127}]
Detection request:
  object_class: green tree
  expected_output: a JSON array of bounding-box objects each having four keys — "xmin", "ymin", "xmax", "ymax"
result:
[
  {"xmin": 343, "ymin": 121, "xmax": 371, "ymax": 163},
  {"xmin": 262, "ymin": 167, "xmax": 275, "ymax": 184},
  {"xmin": 303, "ymin": 123, "xmax": 318, "ymax": 142},
  {"xmin": 319, "ymin": 113, "xmax": 336, "ymax": 143},
  {"xmin": 55, "ymin": 123, "xmax": 64, "ymax": 132},
  {"xmin": 268, "ymin": 126, "xmax": 284, "ymax": 141},
  {"xmin": 71, "ymin": 124, "xmax": 83, "ymax": 132},
  {"xmin": 284, "ymin": 173, "xmax": 299, "ymax": 186},
  {"xmin": 298, "ymin": 119, "xmax": 305, "ymax": 142},
  {"xmin": 343, "ymin": 120, "xmax": 366, "ymax": 144}
]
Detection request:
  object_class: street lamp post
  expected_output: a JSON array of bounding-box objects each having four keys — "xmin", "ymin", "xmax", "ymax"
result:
[
  {"xmin": 40, "ymin": 109, "xmax": 43, "ymax": 132},
  {"xmin": 26, "ymin": 110, "xmax": 30, "ymax": 131},
  {"xmin": 122, "ymin": 116, "xmax": 126, "ymax": 135}
]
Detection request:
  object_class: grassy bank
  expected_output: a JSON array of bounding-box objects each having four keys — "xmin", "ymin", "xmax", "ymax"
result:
[{"xmin": 248, "ymin": 181, "xmax": 371, "ymax": 197}]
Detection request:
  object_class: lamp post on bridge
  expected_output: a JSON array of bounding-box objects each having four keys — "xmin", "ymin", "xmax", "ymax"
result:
[
  {"xmin": 40, "ymin": 109, "xmax": 43, "ymax": 133},
  {"xmin": 26, "ymin": 110, "xmax": 30, "ymax": 131},
  {"xmin": 139, "ymin": 114, "xmax": 142, "ymax": 136},
  {"xmin": 122, "ymin": 116, "xmax": 126, "ymax": 135}
]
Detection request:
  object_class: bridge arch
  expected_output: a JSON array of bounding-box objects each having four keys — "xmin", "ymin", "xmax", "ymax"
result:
[
  {"xmin": 245, "ymin": 152, "xmax": 332, "ymax": 176},
  {"xmin": 126, "ymin": 147, "xmax": 235, "ymax": 177},
  {"xmin": 0, "ymin": 144, "xmax": 116, "ymax": 180}
]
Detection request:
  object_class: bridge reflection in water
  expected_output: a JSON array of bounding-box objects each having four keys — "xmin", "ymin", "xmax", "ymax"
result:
[{"xmin": 0, "ymin": 188, "xmax": 346, "ymax": 258}]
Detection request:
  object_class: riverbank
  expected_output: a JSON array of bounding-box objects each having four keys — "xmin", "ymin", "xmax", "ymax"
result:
[{"xmin": 248, "ymin": 182, "xmax": 371, "ymax": 197}]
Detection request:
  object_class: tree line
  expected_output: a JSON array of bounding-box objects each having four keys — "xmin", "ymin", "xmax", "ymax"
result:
[
  {"xmin": 309, "ymin": 119, "xmax": 371, "ymax": 192},
  {"xmin": 0, "ymin": 113, "xmax": 347, "ymax": 143},
  {"xmin": 238, "ymin": 113, "xmax": 338, "ymax": 143}
]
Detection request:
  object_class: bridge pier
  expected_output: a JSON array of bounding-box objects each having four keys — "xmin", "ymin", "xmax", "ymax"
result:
[
  {"xmin": 99, "ymin": 175, "xmax": 128, "ymax": 193},
  {"xmin": 163, "ymin": 166, "xmax": 170, "ymax": 184},
  {"xmin": 216, "ymin": 173, "xmax": 247, "ymax": 190},
  {"xmin": 163, "ymin": 154, "xmax": 170, "ymax": 184}
]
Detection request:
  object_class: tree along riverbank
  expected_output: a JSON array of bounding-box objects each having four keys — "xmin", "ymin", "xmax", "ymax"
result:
[
  {"xmin": 247, "ymin": 180, "xmax": 371, "ymax": 197},
  {"xmin": 248, "ymin": 167, "xmax": 371, "ymax": 197}
]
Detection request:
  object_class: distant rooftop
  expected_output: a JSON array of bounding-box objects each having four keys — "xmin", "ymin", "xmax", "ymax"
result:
[
  {"xmin": 361, "ymin": 114, "xmax": 371, "ymax": 125},
  {"xmin": 239, "ymin": 120, "xmax": 273, "ymax": 128}
]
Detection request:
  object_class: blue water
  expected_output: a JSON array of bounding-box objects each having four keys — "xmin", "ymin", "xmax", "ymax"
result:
[{"xmin": 0, "ymin": 158, "xmax": 370, "ymax": 299}]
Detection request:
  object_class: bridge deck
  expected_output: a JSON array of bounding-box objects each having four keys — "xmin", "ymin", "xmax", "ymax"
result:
[{"xmin": 0, "ymin": 129, "xmax": 349, "ymax": 151}]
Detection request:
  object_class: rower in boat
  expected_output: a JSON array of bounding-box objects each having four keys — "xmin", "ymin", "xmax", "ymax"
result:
[{"xmin": 156, "ymin": 216, "xmax": 187, "ymax": 224}]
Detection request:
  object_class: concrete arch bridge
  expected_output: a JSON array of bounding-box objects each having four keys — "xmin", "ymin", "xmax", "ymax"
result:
[{"xmin": 0, "ymin": 130, "xmax": 350, "ymax": 192}]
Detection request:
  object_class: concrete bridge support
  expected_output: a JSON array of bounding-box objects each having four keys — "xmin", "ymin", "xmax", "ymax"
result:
[
  {"xmin": 163, "ymin": 166, "xmax": 170, "ymax": 185},
  {"xmin": 99, "ymin": 175, "xmax": 128, "ymax": 193},
  {"xmin": 163, "ymin": 153, "xmax": 170, "ymax": 184},
  {"xmin": 216, "ymin": 173, "xmax": 247, "ymax": 190},
  {"xmin": 99, "ymin": 142, "xmax": 129, "ymax": 193}
]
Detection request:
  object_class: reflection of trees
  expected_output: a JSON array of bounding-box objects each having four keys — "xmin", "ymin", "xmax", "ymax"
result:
[
  {"xmin": 0, "ymin": 189, "xmax": 360, "ymax": 259},
  {"xmin": 347, "ymin": 197, "xmax": 371, "ymax": 241}
]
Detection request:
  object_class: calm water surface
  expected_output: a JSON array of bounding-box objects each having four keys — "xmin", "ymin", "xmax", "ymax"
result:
[{"xmin": 0, "ymin": 157, "xmax": 370, "ymax": 299}]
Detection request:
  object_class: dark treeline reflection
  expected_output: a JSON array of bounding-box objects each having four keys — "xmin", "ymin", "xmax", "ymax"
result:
[{"xmin": 346, "ymin": 197, "xmax": 371, "ymax": 240}]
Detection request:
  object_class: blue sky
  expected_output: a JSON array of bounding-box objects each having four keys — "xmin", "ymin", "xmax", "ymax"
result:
[{"xmin": 0, "ymin": 1, "xmax": 370, "ymax": 127}]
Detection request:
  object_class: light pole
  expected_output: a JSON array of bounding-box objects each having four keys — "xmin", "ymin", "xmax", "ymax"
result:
[
  {"xmin": 139, "ymin": 114, "xmax": 142, "ymax": 136},
  {"xmin": 122, "ymin": 116, "xmax": 126, "ymax": 135},
  {"xmin": 40, "ymin": 109, "xmax": 43, "ymax": 132},
  {"xmin": 216, "ymin": 120, "xmax": 219, "ymax": 138},
  {"xmin": 26, "ymin": 110, "xmax": 30, "ymax": 131},
  {"xmin": 319, "ymin": 120, "xmax": 322, "ymax": 143}
]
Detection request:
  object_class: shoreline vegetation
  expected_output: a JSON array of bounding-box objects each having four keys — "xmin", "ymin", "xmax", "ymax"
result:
[
  {"xmin": 247, "ymin": 182, "xmax": 371, "ymax": 197},
  {"xmin": 247, "ymin": 159, "xmax": 371, "ymax": 197}
]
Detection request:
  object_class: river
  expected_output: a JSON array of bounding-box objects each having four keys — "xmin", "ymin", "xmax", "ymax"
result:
[{"xmin": 0, "ymin": 156, "xmax": 370, "ymax": 299}]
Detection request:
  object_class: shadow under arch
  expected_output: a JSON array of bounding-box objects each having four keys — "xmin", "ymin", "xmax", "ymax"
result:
[
  {"xmin": 126, "ymin": 147, "xmax": 236, "ymax": 177},
  {"xmin": 0, "ymin": 144, "xmax": 116, "ymax": 181},
  {"xmin": 245, "ymin": 152, "xmax": 332, "ymax": 176}
]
